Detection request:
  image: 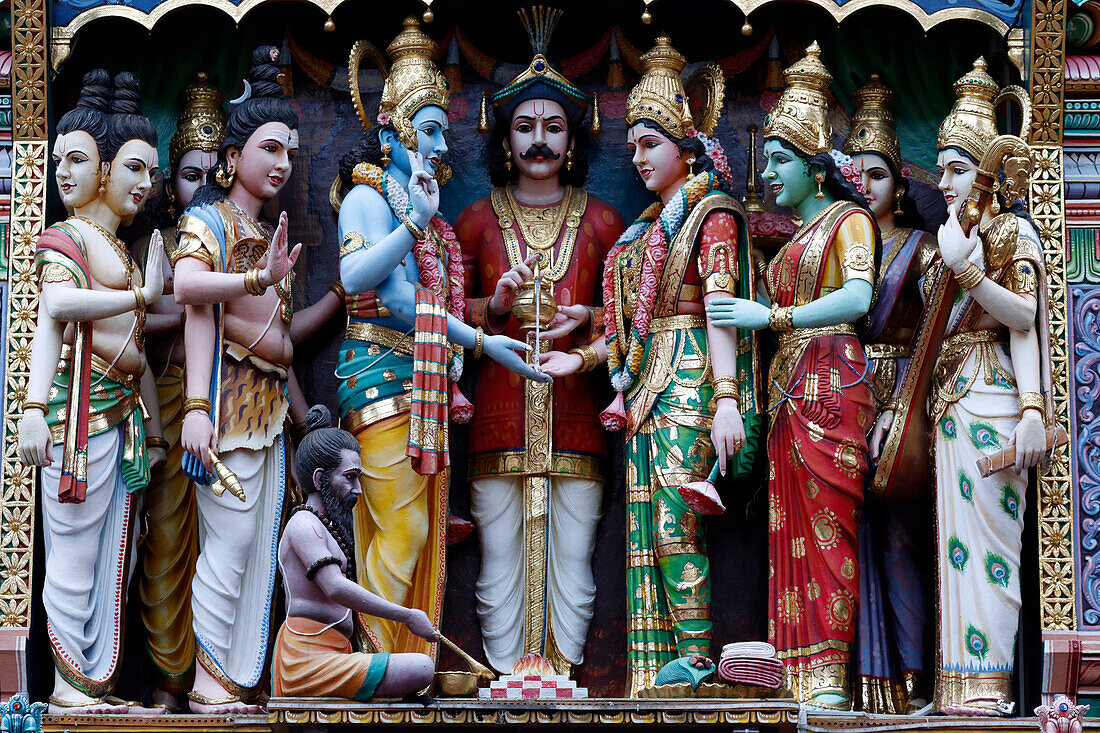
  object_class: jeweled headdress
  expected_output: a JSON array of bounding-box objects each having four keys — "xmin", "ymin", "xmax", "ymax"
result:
[
  {"xmin": 625, "ymin": 36, "xmax": 696, "ymax": 139},
  {"xmin": 763, "ymin": 41, "xmax": 833, "ymax": 156},
  {"xmin": 349, "ymin": 16, "xmax": 450, "ymax": 151},
  {"xmin": 169, "ymin": 72, "xmax": 225, "ymax": 174},
  {"xmin": 480, "ymin": 6, "xmax": 592, "ymax": 130},
  {"xmin": 841, "ymin": 73, "xmax": 901, "ymax": 173},
  {"xmin": 936, "ymin": 57, "xmax": 1029, "ymax": 162}
]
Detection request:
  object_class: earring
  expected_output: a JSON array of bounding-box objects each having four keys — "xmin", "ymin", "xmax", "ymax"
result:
[
  {"xmin": 814, "ymin": 171, "xmax": 825, "ymax": 199},
  {"xmin": 505, "ymin": 149, "xmax": 513, "ymax": 172},
  {"xmin": 215, "ymin": 164, "xmax": 235, "ymax": 189},
  {"xmin": 381, "ymin": 143, "xmax": 392, "ymax": 167},
  {"xmin": 686, "ymin": 155, "xmax": 696, "ymax": 168},
  {"xmin": 98, "ymin": 177, "xmax": 107, "ymax": 195},
  {"xmin": 991, "ymin": 198, "xmax": 1000, "ymax": 214},
  {"xmin": 893, "ymin": 189, "xmax": 904, "ymax": 215},
  {"xmin": 566, "ymin": 149, "xmax": 574, "ymax": 172}
]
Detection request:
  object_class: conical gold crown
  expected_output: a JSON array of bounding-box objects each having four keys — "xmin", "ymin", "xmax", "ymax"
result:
[
  {"xmin": 763, "ymin": 41, "xmax": 833, "ymax": 155},
  {"xmin": 841, "ymin": 73, "xmax": 901, "ymax": 173},
  {"xmin": 937, "ymin": 57, "xmax": 1000, "ymax": 161},
  {"xmin": 169, "ymin": 72, "xmax": 225, "ymax": 173},
  {"xmin": 379, "ymin": 16, "xmax": 450, "ymax": 150},
  {"xmin": 625, "ymin": 36, "xmax": 693, "ymax": 139}
]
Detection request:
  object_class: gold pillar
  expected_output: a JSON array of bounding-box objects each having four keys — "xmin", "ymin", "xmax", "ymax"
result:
[{"xmin": 0, "ymin": 0, "xmax": 48, "ymax": 698}]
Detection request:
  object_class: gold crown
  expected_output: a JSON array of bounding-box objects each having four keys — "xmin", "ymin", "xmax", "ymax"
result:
[
  {"xmin": 841, "ymin": 73, "xmax": 901, "ymax": 173},
  {"xmin": 763, "ymin": 41, "xmax": 833, "ymax": 156},
  {"xmin": 169, "ymin": 72, "xmax": 226, "ymax": 173},
  {"xmin": 378, "ymin": 16, "xmax": 450, "ymax": 151},
  {"xmin": 625, "ymin": 36, "xmax": 694, "ymax": 139},
  {"xmin": 936, "ymin": 57, "xmax": 1002, "ymax": 161}
]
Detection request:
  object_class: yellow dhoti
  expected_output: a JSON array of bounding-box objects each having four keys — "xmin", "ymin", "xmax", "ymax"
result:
[
  {"xmin": 272, "ymin": 617, "xmax": 389, "ymax": 700},
  {"xmin": 353, "ymin": 412, "xmax": 445, "ymax": 658},
  {"xmin": 139, "ymin": 362, "xmax": 198, "ymax": 693}
]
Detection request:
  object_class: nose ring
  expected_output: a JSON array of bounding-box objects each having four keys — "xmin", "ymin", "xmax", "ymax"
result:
[
  {"xmin": 640, "ymin": 157, "xmax": 648, "ymax": 165},
  {"xmin": 767, "ymin": 171, "xmax": 777, "ymax": 179}
]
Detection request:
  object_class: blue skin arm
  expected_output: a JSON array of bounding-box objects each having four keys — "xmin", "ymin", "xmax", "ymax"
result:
[
  {"xmin": 705, "ymin": 278, "xmax": 871, "ymax": 330},
  {"xmin": 338, "ymin": 185, "xmax": 421, "ymax": 294}
]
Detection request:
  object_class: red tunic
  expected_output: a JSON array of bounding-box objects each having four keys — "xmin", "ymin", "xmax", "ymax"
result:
[{"xmin": 457, "ymin": 188, "xmax": 625, "ymax": 479}]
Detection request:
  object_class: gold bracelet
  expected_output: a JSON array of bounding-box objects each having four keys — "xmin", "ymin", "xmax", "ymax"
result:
[
  {"xmin": 955, "ymin": 263, "xmax": 985, "ymax": 291},
  {"xmin": 244, "ymin": 267, "xmax": 266, "ymax": 296},
  {"xmin": 403, "ymin": 215, "xmax": 426, "ymax": 241},
  {"xmin": 473, "ymin": 327, "xmax": 485, "ymax": 359},
  {"xmin": 569, "ymin": 344, "xmax": 599, "ymax": 373},
  {"xmin": 1018, "ymin": 391, "xmax": 1045, "ymax": 419},
  {"xmin": 147, "ymin": 436, "xmax": 169, "ymax": 450},
  {"xmin": 22, "ymin": 400, "xmax": 48, "ymax": 414},
  {"xmin": 329, "ymin": 281, "xmax": 346, "ymax": 301},
  {"xmin": 183, "ymin": 396, "xmax": 212, "ymax": 414},
  {"xmin": 712, "ymin": 375, "xmax": 740, "ymax": 403},
  {"xmin": 769, "ymin": 305, "xmax": 795, "ymax": 332}
]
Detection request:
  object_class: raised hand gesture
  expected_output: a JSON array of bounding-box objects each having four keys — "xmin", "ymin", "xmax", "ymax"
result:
[
  {"xmin": 260, "ymin": 211, "xmax": 303, "ymax": 288},
  {"xmin": 936, "ymin": 210, "xmax": 980, "ymax": 274},
  {"xmin": 406, "ymin": 150, "xmax": 439, "ymax": 229},
  {"xmin": 141, "ymin": 228, "xmax": 166, "ymax": 302}
]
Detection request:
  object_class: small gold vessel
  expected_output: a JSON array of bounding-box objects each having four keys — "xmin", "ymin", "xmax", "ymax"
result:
[
  {"xmin": 510, "ymin": 258, "xmax": 557, "ymax": 331},
  {"xmin": 433, "ymin": 670, "xmax": 479, "ymax": 697}
]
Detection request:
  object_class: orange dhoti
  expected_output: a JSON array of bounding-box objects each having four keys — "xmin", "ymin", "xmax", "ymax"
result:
[{"xmin": 272, "ymin": 617, "xmax": 389, "ymax": 700}]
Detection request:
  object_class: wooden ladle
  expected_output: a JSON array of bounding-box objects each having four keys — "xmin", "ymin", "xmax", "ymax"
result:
[{"xmin": 437, "ymin": 632, "xmax": 496, "ymax": 680}]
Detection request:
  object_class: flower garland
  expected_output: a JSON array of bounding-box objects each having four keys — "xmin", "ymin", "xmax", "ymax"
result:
[
  {"xmin": 352, "ymin": 161, "xmax": 465, "ymax": 377},
  {"xmin": 602, "ymin": 171, "xmax": 720, "ymax": 391},
  {"xmin": 692, "ymin": 130, "xmax": 734, "ymax": 188},
  {"xmin": 830, "ymin": 149, "xmax": 867, "ymax": 197}
]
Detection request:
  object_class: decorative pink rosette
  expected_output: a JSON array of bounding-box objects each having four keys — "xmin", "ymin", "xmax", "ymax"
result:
[
  {"xmin": 600, "ymin": 392, "xmax": 627, "ymax": 431},
  {"xmin": 377, "ymin": 113, "xmax": 391, "ymax": 126},
  {"xmin": 450, "ymin": 382, "xmax": 474, "ymax": 424},
  {"xmin": 678, "ymin": 464, "xmax": 726, "ymax": 516}
]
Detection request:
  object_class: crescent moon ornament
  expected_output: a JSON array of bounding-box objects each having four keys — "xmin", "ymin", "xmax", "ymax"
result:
[{"xmin": 229, "ymin": 79, "xmax": 252, "ymax": 107}]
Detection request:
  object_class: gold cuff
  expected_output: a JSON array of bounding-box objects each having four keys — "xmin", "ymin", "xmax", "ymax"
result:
[
  {"xmin": 473, "ymin": 327, "xmax": 485, "ymax": 359},
  {"xmin": 569, "ymin": 344, "xmax": 599, "ymax": 372},
  {"xmin": 1018, "ymin": 391, "xmax": 1045, "ymax": 419},
  {"xmin": 403, "ymin": 215, "xmax": 426, "ymax": 241},
  {"xmin": 183, "ymin": 396, "xmax": 213, "ymax": 414},
  {"xmin": 955, "ymin": 263, "xmax": 985, "ymax": 291},
  {"xmin": 712, "ymin": 375, "xmax": 739, "ymax": 403},
  {"xmin": 244, "ymin": 267, "xmax": 266, "ymax": 296},
  {"xmin": 147, "ymin": 436, "xmax": 169, "ymax": 450},
  {"xmin": 769, "ymin": 305, "xmax": 795, "ymax": 332},
  {"xmin": 329, "ymin": 281, "xmax": 346, "ymax": 301},
  {"xmin": 22, "ymin": 400, "xmax": 48, "ymax": 414}
]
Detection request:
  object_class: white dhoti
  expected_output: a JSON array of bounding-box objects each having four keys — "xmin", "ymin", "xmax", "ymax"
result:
[
  {"xmin": 470, "ymin": 475, "xmax": 602, "ymax": 673},
  {"xmin": 42, "ymin": 427, "xmax": 136, "ymax": 697},
  {"xmin": 191, "ymin": 436, "xmax": 285, "ymax": 694}
]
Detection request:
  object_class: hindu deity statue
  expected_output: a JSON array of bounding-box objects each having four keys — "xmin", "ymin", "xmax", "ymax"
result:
[
  {"xmin": 171, "ymin": 46, "xmax": 307, "ymax": 714},
  {"xmin": 707, "ymin": 42, "xmax": 878, "ymax": 710},
  {"xmin": 926, "ymin": 58, "xmax": 1049, "ymax": 716},
  {"xmin": 544, "ymin": 36, "xmax": 761, "ymax": 696},
  {"xmin": 335, "ymin": 17, "xmax": 547, "ymax": 663},
  {"xmin": 273, "ymin": 405, "xmax": 437, "ymax": 701},
  {"xmin": 841, "ymin": 74, "xmax": 936, "ymax": 714},
  {"xmin": 455, "ymin": 7, "xmax": 624, "ymax": 677},
  {"xmin": 18, "ymin": 70, "xmax": 167, "ymax": 715}
]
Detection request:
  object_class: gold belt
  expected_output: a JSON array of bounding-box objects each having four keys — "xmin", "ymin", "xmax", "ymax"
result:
[
  {"xmin": 778, "ymin": 323, "xmax": 855, "ymax": 349},
  {"xmin": 59, "ymin": 344, "xmax": 141, "ymax": 389},
  {"xmin": 345, "ymin": 321, "xmax": 413, "ymax": 356},
  {"xmin": 941, "ymin": 328, "xmax": 1008, "ymax": 358},
  {"xmin": 864, "ymin": 343, "xmax": 911, "ymax": 360},
  {"xmin": 649, "ymin": 314, "xmax": 705, "ymax": 332}
]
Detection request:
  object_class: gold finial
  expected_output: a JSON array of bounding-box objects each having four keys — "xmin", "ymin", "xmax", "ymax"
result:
[
  {"xmin": 841, "ymin": 73, "xmax": 901, "ymax": 173},
  {"xmin": 169, "ymin": 72, "xmax": 226, "ymax": 174},
  {"xmin": 624, "ymin": 35, "xmax": 695, "ymax": 139},
  {"xmin": 375, "ymin": 16, "xmax": 450, "ymax": 151},
  {"xmin": 743, "ymin": 124, "xmax": 764, "ymax": 213},
  {"xmin": 936, "ymin": 56, "xmax": 1003, "ymax": 161},
  {"xmin": 762, "ymin": 41, "xmax": 834, "ymax": 156}
]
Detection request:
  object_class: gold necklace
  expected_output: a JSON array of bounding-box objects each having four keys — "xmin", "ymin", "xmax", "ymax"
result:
[
  {"xmin": 491, "ymin": 186, "xmax": 587, "ymax": 283},
  {"xmin": 72, "ymin": 215, "xmax": 134, "ymax": 279},
  {"xmin": 506, "ymin": 185, "xmax": 572, "ymax": 251},
  {"xmin": 229, "ymin": 199, "xmax": 273, "ymax": 239}
]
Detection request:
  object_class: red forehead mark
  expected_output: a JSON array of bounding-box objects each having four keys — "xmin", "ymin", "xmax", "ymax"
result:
[{"xmin": 533, "ymin": 100, "xmax": 546, "ymax": 118}]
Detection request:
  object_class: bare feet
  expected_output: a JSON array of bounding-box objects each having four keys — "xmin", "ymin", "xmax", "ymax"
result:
[
  {"xmin": 188, "ymin": 666, "xmax": 262, "ymax": 714},
  {"xmin": 151, "ymin": 687, "xmax": 180, "ymax": 712},
  {"xmin": 48, "ymin": 696, "xmax": 129, "ymax": 716}
]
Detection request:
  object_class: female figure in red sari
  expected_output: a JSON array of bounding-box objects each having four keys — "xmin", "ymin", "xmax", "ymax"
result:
[{"xmin": 707, "ymin": 42, "xmax": 877, "ymax": 709}]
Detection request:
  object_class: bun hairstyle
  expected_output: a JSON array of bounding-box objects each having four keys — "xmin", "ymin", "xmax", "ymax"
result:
[
  {"xmin": 56, "ymin": 69, "xmax": 113, "ymax": 158},
  {"xmin": 106, "ymin": 71, "xmax": 158, "ymax": 161},
  {"xmin": 190, "ymin": 45, "xmax": 299, "ymax": 210},
  {"xmin": 294, "ymin": 405, "xmax": 359, "ymax": 491}
]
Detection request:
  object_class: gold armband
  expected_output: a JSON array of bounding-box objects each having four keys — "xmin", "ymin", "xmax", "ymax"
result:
[
  {"xmin": 22, "ymin": 400, "xmax": 48, "ymax": 414},
  {"xmin": 955, "ymin": 263, "xmax": 985, "ymax": 291},
  {"xmin": 244, "ymin": 267, "xmax": 266, "ymax": 296},
  {"xmin": 329, "ymin": 281, "xmax": 347, "ymax": 301},
  {"xmin": 403, "ymin": 215, "xmax": 426, "ymax": 241},
  {"xmin": 570, "ymin": 344, "xmax": 599, "ymax": 373},
  {"xmin": 184, "ymin": 397, "xmax": 212, "ymax": 414},
  {"xmin": 1018, "ymin": 391, "xmax": 1045, "ymax": 419},
  {"xmin": 769, "ymin": 305, "xmax": 795, "ymax": 332},
  {"xmin": 473, "ymin": 327, "xmax": 485, "ymax": 359},
  {"xmin": 147, "ymin": 436, "xmax": 169, "ymax": 450},
  {"xmin": 340, "ymin": 232, "xmax": 367, "ymax": 257},
  {"xmin": 1003, "ymin": 260, "xmax": 1038, "ymax": 296},
  {"xmin": 712, "ymin": 375, "xmax": 739, "ymax": 403}
]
